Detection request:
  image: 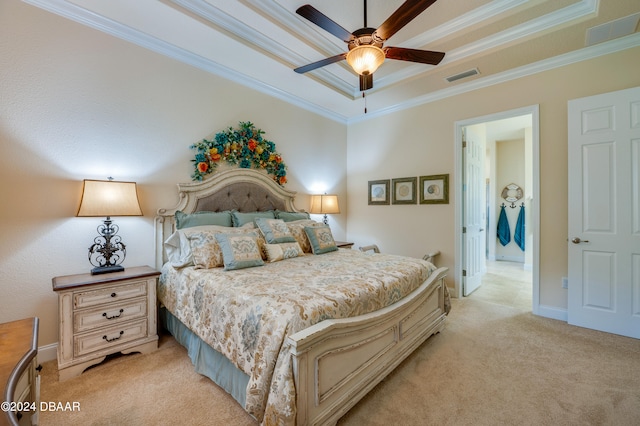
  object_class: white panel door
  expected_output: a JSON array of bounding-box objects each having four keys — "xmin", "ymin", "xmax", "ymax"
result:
[
  {"xmin": 568, "ymin": 86, "xmax": 640, "ymax": 339},
  {"xmin": 463, "ymin": 128, "xmax": 486, "ymax": 296}
]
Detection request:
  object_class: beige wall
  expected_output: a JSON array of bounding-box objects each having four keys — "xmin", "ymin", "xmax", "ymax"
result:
[
  {"xmin": 496, "ymin": 139, "xmax": 525, "ymax": 262},
  {"xmin": 0, "ymin": 0, "xmax": 346, "ymax": 349},
  {"xmin": 347, "ymin": 46, "xmax": 640, "ymax": 310}
]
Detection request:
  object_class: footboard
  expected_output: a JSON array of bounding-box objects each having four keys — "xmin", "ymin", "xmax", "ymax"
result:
[{"xmin": 288, "ymin": 267, "xmax": 448, "ymax": 426}]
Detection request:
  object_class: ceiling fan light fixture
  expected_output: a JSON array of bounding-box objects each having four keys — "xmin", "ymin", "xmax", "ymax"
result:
[{"xmin": 346, "ymin": 45, "xmax": 385, "ymax": 76}]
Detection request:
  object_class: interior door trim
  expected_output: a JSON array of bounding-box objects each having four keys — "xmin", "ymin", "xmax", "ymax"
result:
[{"xmin": 453, "ymin": 105, "xmax": 540, "ymax": 315}]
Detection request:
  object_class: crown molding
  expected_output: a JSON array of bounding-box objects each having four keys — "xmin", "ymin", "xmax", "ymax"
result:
[
  {"xmin": 21, "ymin": 0, "xmax": 632, "ymax": 126},
  {"xmin": 404, "ymin": 0, "xmax": 530, "ymax": 47},
  {"xmin": 22, "ymin": 0, "xmax": 349, "ymax": 123},
  {"xmin": 173, "ymin": 0, "xmax": 356, "ymax": 97},
  {"xmin": 350, "ymin": 32, "xmax": 640, "ymax": 123},
  {"xmin": 368, "ymin": 0, "xmax": 599, "ymax": 93}
]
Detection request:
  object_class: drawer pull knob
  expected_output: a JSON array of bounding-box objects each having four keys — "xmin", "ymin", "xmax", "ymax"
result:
[
  {"xmin": 103, "ymin": 331, "xmax": 124, "ymax": 342},
  {"xmin": 110, "ymin": 292, "xmax": 117, "ymax": 298},
  {"xmin": 103, "ymin": 309, "xmax": 124, "ymax": 320}
]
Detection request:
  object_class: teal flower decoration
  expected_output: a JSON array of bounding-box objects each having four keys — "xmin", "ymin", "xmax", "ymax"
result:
[{"xmin": 190, "ymin": 121, "xmax": 288, "ymax": 185}]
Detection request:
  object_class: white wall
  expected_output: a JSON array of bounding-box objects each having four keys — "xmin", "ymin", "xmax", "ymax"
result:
[{"xmin": 0, "ymin": 0, "xmax": 347, "ymax": 349}]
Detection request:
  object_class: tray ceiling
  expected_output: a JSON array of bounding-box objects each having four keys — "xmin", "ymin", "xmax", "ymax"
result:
[{"xmin": 24, "ymin": 0, "xmax": 640, "ymax": 122}]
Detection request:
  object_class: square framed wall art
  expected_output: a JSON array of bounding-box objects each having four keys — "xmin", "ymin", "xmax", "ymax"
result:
[
  {"xmin": 368, "ymin": 179, "xmax": 390, "ymax": 205},
  {"xmin": 419, "ymin": 174, "xmax": 449, "ymax": 204},
  {"xmin": 392, "ymin": 177, "xmax": 417, "ymax": 204}
]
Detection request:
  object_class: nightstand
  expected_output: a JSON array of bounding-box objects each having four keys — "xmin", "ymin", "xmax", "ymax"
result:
[
  {"xmin": 335, "ymin": 241, "xmax": 354, "ymax": 249},
  {"xmin": 52, "ymin": 266, "xmax": 160, "ymax": 381}
]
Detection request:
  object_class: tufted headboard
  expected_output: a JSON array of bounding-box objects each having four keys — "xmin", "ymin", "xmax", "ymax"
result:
[
  {"xmin": 154, "ymin": 168, "xmax": 300, "ymax": 268},
  {"xmin": 192, "ymin": 181, "xmax": 287, "ymax": 212}
]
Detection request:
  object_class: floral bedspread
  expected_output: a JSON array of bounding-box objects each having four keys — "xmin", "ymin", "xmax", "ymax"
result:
[{"xmin": 158, "ymin": 249, "xmax": 436, "ymax": 425}]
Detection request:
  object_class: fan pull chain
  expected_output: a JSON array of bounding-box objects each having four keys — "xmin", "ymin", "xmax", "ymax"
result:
[{"xmin": 362, "ymin": 91, "xmax": 367, "ymax": 114}]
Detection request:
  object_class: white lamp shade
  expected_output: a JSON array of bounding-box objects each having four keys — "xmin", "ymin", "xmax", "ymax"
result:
[
  {"xmin": 77, "ymin": 179, "xmax": 143, "ymax": 217},
  {"xmin": 309, "ymin": 194, "xmax": 340, "ymax": 215},
  {"xmin": 346, "ymin": 45, "xmax": 385, "ymax": 75}
]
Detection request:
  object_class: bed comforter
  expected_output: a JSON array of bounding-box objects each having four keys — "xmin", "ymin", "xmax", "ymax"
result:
[{"xmin": 158, "ymin": 248, "xmax": 436, "ymax": 425}]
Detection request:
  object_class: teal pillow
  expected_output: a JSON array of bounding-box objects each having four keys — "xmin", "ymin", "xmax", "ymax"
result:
[
  {"xmin": 214, "ymin": 232, "xmax": 264, "ymax": 270},
  {"xmin": 304, "ymin": 225, "xmax": 338, "ymax": 255},
  {"xmin": 255, "ymin": 218, "xmax": 296, "ymax": 244},
  {"xmin": 231, "ymin": 210, "xmax": 275, "ymax": 227},
  {"xmin": 275, "ymin": 211, "xmax": 311, "ymax": 222},
  {"xmin": 175, "ymin": 210, "xmax": 232, "ymax": 229}
]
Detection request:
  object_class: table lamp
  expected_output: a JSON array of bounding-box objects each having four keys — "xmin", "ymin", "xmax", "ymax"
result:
[
  {"xmin": 309, "ymin": 194, "xmax": 340, "ymax": 225},
  {"xmin": 77, "ymin": 178, "xmax": 143, "ymax": 274}
]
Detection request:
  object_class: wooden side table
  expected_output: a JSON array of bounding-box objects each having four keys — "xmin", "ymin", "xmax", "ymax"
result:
[
  {"xmin": 52, "ymin": 266, "xmax": 160, "ymax": 381},
  {"xmin": 0, "ymin": 317, "xmax": 39, "ymax": 426}
]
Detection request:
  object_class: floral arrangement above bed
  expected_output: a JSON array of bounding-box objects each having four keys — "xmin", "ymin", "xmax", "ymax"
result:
[{"xmin": 190, "ymin": 121, "xmax": 287, "ymax": 185}]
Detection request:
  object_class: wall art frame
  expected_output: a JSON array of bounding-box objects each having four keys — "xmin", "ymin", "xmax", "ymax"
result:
[
  {"xmin": 368, "ymin": 179, "xmax": 390, "ymax": 205},
  {"xmin": 419, "ymin": 174, "xmax": 449, "ymax": 204},
  {"xmin": 392, "ymin": 177, "xmax": 417, "ymax": 205}
]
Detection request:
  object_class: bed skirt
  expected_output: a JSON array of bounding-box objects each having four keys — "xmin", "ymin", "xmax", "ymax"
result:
[{"xmin": 160, "ymin": 307, "xmax": 250, "ymax": 409}]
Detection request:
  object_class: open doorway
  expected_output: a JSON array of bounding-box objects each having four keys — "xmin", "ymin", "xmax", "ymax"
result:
[{"xmin": 454, "ymin": 106, "xmax": 540, "ymax": 314}]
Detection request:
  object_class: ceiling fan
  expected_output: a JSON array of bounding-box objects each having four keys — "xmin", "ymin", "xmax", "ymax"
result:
[{"xmin": 294, "ymin": 0, "xmax": 445, "ymax": 91}]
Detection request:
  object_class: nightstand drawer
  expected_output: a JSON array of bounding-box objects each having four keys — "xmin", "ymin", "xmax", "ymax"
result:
[
  {"xmin": 73, "ymin": 297, "xmax": 147, "ymax": 333},
  {"xmin": 73, "ymin": 280, "xmax": 148, "ymax": 309},
  {"xmin": 74, "ymin": 319, "xmax": 148, "ymax": 357}
]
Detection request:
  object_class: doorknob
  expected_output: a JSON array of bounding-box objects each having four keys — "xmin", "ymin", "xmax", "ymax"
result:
[{"xmin": 571, "ymin": 237, "xmax": 589, "ymax": 244}]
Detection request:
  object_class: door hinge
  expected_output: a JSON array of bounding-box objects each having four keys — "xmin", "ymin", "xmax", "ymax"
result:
[
  {"xmin": 462, "ymin": 270, "xmax": 467, "ymax": 277},
  {"xmin": 462, "ymin": 141, "xmax": 467, "ymax": 148},
  {"xmin": 462, "ymin": 227, "xmax": 466, "ymax": 233}
]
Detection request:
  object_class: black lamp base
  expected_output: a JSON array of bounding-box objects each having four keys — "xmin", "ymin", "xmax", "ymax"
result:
[
  {"xmin": 88, "ymin": 216, "xmax": 128, "ymax": 275},
  {"xmin": 91, "ymin": 265, "xmax": 125, "ymax": 275}
]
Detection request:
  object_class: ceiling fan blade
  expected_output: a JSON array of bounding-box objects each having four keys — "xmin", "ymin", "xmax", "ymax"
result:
[
  {"xmin": 385, "ymin": 47, "xmax": 445, "ymax": 65},
  {"xmin": 294, "ymin": 53, "xmax": 347, "ymax": 74},
  {"xmin": 374, "ymin": 0, "xmax": 438, "ymax": 41},
  {"xmin": 359, "ymin": 73, "xmax": 373, "ymax": 91},
  {"xmin": 296, "ymin": 5, "xmax": 354, "ymax": 43}
]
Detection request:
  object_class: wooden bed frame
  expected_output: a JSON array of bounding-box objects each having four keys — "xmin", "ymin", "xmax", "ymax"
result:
[{"xmin": 155, "ymin": 168, "xmax": 448, "ymax": 426}]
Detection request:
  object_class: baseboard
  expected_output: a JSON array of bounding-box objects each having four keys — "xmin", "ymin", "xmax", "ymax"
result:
[
  {"xmin": 534, "ymin": 304, "xmax": 568, "ymax": 322},
  {"xmin": 38, "ymin": 342, "xmax": 58, "ymax": 363}
]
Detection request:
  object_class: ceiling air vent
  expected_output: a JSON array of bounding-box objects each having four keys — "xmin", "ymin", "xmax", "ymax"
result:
[
  {"xmin": 445, "ymin": 68, "xmax": 480, "ymax": 83},
  {"xmin": 585, "ymin": 13, "xmax": 640, "ymax": 46}
]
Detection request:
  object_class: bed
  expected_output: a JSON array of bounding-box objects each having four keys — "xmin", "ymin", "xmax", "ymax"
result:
[{"xmin": 155, "ymin": 168, "xmax": 449, "ymax": 426}]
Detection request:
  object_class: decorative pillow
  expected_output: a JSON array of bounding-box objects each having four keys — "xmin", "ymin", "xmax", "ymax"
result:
[
  {"xmin": 164, "ymin": 225, "xmax": 231, "ymax": 268},
  {"xmin": 304, "ymin": 225, "xmax": 338, "ymax": 255},
  {"xmin": 286, "ymin": 219, "xmax": 324, "ymax": 253},
  {"xmin": 186, "ymin": 230, "xmax": 226, "ymax": 269},
  {"xmin": 275, "ymin": 211, "xmax": 311, "ymax": 222},
  {"xmin": 231, "ymin": 210, "xmax": 275, "ymax": 227},
  {"xmin": 175, "ymin": 210, "xmax": 232, "ymax": 229},
  {"xmin": 215, "ymin": 232, "xmax": 264, "ymax": 271},
  {"xmin": 182, "ymin": 227, "xmax": 266, "ymax": 269},
  {"xmin": 255, "ymin": 218, "xmax": 296, "ymax": 244},
  {"xmin": 263, "ymin": 242, "xmax": 303, "ymax": 263}
]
